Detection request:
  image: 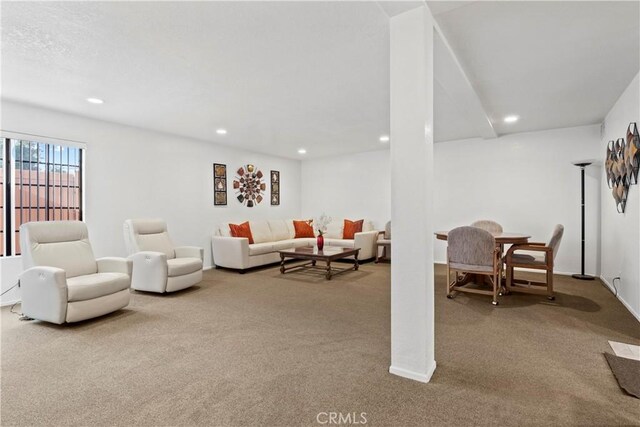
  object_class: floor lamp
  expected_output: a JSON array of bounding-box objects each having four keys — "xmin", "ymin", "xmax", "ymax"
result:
[{"xmin": 572, "ymin": 161, "xmax": 595, "ymax": 280}]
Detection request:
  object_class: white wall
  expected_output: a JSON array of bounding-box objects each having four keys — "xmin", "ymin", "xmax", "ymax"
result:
[
  {"xmin": 600, "ymin": 72, "xmax": 639, "ymax": 320},
  {"xmin": 0, "ymin": 100, "xmax": 301, "ymax": 304},
  {"xmin": 301, "ymin": 125, "xmax": 602, "ymax": 276},
  {"xmin": 434, "ymin": 125, "xmax": 602, "ymax": 276},
  {"xmin": 300, "ymin": 150, "xmax": 390, "ymax": 228}
]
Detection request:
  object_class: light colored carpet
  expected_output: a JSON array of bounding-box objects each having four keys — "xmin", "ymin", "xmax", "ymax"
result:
[{"xmin": 2, "ymin": 263, "xmax": 639, "ymax": 426}]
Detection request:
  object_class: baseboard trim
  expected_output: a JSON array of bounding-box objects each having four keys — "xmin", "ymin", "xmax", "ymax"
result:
[
  {"xmin": 389, "ymin": 361, "xmax": 436, "ymax": 383},
  {"xmin": 0, "ymin": 298, "xmax": 20, "ymax": 308},
  {"xmin": 600, "ymin": 276, "xmax": 640, "ymax": 323}
]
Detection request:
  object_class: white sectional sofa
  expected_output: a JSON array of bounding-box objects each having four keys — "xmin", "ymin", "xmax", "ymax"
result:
[{"xmin": 211, "ymin": 219, "xmax": 379, "ymax": 272}]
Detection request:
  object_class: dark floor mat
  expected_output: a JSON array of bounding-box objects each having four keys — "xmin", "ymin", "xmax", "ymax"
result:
[{"xmin": 604, "ymin": 352, "xmax": 640, "ymax": 399}]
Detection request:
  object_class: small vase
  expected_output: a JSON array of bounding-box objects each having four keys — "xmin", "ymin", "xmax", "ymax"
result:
[{"xmin": 317, "ymin": 234, "xmax": 324, "ymax": 250}]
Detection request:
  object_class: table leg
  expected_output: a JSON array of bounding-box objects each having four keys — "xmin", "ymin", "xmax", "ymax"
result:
[
  {"xmin": 354, "ymin": 252, "xmax": 359, "ymax": 271},
  {"xmin": 311, "ymin": 260, "xmax": 316, "ymax": 266},
  {"xmin": 326, "ymin": 260, "xmax": 332, "ymax": 280},
  {"xmin": 497, "ymin": 244, "xmax": 509, "ymax": 295},
  {"xmin": 280, "ymin": 254, "xmax": 285, "ymax": 274}
]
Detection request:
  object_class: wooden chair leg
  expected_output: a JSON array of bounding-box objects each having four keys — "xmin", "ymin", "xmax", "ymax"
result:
[
  {"xmin": 547, "ymin": 268, "xmax": 555, "ymax": 300},
  {"xmin": 506, "ymin": 265, "xmax": 512, "ymax": 293},
  {"xmin": 446, "ymin": 265, "xmax": 453, "ymax": 299}
]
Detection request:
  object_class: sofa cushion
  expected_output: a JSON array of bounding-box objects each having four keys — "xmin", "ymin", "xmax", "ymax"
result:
[
  {"xmin": 67, "ymin": 273, "xmax": 130, "ymax": 302},
  {"xmin": 268, "ymin": 220, "xmax": 291, "ymax": 241},
  {"xmin": 249, "ymin": 242, "xmax": 275, "ymax": 256},
  {"xmin": 324, "ymin": 239, "xmax": 355, "ymax": 249},
  {"xmin": 293, "ymin": 220, "xmax": 315, "ymax": 238},
  {"xmin": 273, "ymin": 239, "xmax": 312, "ymax": 251},
  {"xmin": 324, "ymin": 220, "xmax": 343, "ymax": 239},
  {"xmin": 249, "ymin": 221, "xmax": 273, "ymax": 244},
  {"xmin": 167, "ymin": 257, "xmax": 203, "ymax": 277},
  {"xmin": 285, "ymin": 220, "xmax": 296, "ymax": 239},
  {"xmin": 343, "ymin": 219, "xmax": 364, "ymax": 239},
  {"xmin": 218, "ymin": 223, "xmax": 232, "ymax": 237},
  {"xmin": 229, "ymin": 222, "xmax": 254, "ymax": 244}
]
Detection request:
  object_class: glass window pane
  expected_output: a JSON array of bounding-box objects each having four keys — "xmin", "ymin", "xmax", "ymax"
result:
[{"xmin": 6, "ymin": 140, "xmax": 84, "ymax": 255}]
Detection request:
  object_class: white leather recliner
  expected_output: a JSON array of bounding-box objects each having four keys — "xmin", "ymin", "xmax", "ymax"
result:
[
  {"xmin": 19, "ymin": 221, "xmax": 132, "ymax": 324},
  {"xmin": 123, "ymin": 219, "xmax": 204, "ymax": 293}
]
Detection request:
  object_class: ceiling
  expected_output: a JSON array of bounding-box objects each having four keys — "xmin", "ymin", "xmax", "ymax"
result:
[
  {"xmin": 432, "ymin": 0, "xmax": 640, "ymax": 136},
  {"xmin": 2, "ymin": 1, "xmax": 639, "ymax": 159},
  {"xmin": 2, "ymin": 1, "xmax": 390, "ymax": 159}
]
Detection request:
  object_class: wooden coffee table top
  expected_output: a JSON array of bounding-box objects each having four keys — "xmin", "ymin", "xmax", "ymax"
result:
[{"xmin": 278, "ymin": 246, "xmax": 360, "ymax": 261}]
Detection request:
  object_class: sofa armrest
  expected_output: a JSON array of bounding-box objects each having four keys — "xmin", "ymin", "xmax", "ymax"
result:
[
  {"xmin": 97, "ymin": 257, "xmax": 132, "ymax": 276},
  {"xmin": 129, "ymin": 251, "xmax": 168, "ymax": 293},
  {"xmin": 19, "ymin": 266, "xmax": 68, "ymax": 324},
  {"xmin": 354, "ymin": 230, "xmax": 380, "ymax": 260},
  {"xmin": 211, "ymin": 236, "xmax": 250, "ymax": 269},
  {"xmin": 174, "ymin": 246, "xmax": 204, "ymax": 261}
]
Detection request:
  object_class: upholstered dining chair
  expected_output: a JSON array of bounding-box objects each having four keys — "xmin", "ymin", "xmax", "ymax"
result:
[
  {"xmin": 376, "ymin": 221, "xmax": 391, "ymax": 263},
  {"xmin": 446, "ymin": 226, "xmax": 502, "ymax": 305},
  {"xmin": 471, "ymin": 220, "xmax": 506, "ymax": 270},
  {"xmin": 471, "ymin": 219, "xmax": 503, "ymax": 233},
  {"xmin": 504, "ymin": 224, "xmax": 564, "ymax": 300},
  {"xmin": 123, "ymin": 219, "xmax": 204, "ymax": 293},
  {"xmin": 19, "ymin": 221, "xmax": 132, "ymax": 324}
]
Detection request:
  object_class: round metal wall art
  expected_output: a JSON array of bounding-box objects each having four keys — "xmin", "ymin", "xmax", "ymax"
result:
[
  {"xmin": 233, "ymin": 164, "xmax": 266, "ymax": 208},
  {"xmin": 605, "ymin": 122, "xmax": 640, "ymax": 213}
]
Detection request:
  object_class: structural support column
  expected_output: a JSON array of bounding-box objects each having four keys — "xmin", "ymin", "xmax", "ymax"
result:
[{"xmin": 389, "ymin": 6, "xmax": 436, "ymax": 383}]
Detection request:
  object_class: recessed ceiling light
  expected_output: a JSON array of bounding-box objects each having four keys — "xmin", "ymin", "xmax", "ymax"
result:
[
  {"xmin": 216, "ymin": 129, "xmax": 227, "ymax": 135},
  {"xmin": 298, "ymin": 148, "xmax": 307, "ymax": 154},
  {"xmin": 86, "ymin": 97, "xmax": 104, "ymax": 104},
  {"xmin": 379, "ymin": 135, "xmax": 390, "ymax": 143},
  {"xmin": 503, "ymin": 115, "xmax": 519, "ymax": 123}
]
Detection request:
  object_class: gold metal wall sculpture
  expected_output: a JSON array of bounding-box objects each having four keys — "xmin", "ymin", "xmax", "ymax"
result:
[{"xmin": 606, "ymin": 122, "xmax": 640, "ymax": 213}]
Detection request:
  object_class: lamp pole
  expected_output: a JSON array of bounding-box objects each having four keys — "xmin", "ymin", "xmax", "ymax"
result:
[{"xmin": 572, "ymin": 162, "xmax": 594, "ymax": 280}]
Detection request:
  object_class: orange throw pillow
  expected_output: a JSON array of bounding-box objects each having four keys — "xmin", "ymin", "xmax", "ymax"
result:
[
  {"xmin": 293, "ymin": 220, "xmax": 315, "ymax": 238},
  {"xmin": 229, "ymin": 222, "xmax": 254, "ymax": 244},
  {"xmin": 343, "ymin": 219, "xmax": 364, "ymax": 239}
]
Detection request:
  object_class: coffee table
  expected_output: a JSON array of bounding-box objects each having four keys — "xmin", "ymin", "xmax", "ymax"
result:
[{"xmin": 278, "ymin": 247, "xmax": 360, "ymax": 280}]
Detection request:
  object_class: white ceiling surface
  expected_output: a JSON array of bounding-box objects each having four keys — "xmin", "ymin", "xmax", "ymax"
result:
[
  {"xmin": 432, "ymin": 0, "xmax": 640, "ymax": 136},
  {"xmin": 434, "ymin": 31, "xmax": 493, "ymax": 142},
  {"xmin": 1, "ymin": 1, "xmax": 390, "ymax": 159},
  {"xmin": 2, "ymin": 2, "xmax": 639, "ymax": 159}
]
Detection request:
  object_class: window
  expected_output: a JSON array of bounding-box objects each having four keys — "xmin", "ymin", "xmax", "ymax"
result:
[
  {"xmin": 1, "ymin": 139, "xmax": 4, "ymax": 256},
  {"xmin": 1, "ymin": 137, "xmax": 84, "ymax": 256}
]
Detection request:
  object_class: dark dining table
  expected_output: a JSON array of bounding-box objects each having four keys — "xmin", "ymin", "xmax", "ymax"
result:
[{"xmin": 435, "ymin": 231, "xmax": 531, "ymax": 245}]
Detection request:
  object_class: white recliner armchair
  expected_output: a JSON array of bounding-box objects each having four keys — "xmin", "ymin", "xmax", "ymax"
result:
[
  {"xmin": 123, "ymin": 219, "xmax": 204, "ymax": 293},
  {"xmin": 19, "ymin": 221, "xmax": 132, "ymax": 324}
]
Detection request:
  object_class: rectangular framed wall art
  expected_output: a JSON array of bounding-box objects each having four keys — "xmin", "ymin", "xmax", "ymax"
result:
[
  {"xmin": 270, "ymin": 170, "xmax": 280, "ymax": 205},
  {"xmin": 213, "ymin": 163, "xmax": 227, "ymax": 206}
]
